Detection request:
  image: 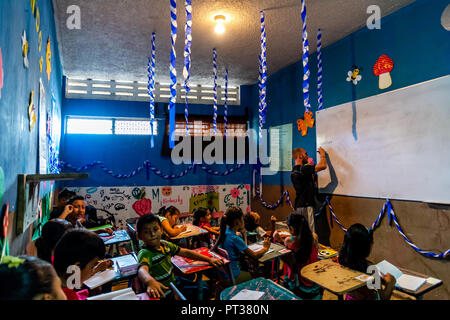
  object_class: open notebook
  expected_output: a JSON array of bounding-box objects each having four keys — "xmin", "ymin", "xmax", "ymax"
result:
[
  {"xmin": 248, "ymin": 243, "xmax": 274, "ymax": 255},
  {"xmin": 87, "ymin": 287, "xmax": 138, "ymax": 300},
  {"xmin": 375, "ymin": 260, "xmax": 426, "ymax": 291}
]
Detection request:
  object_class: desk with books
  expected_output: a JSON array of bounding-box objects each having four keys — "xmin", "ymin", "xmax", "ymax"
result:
[{"xmin": 220, "ymin": 277, "xmax": 300, "ymax": 300}]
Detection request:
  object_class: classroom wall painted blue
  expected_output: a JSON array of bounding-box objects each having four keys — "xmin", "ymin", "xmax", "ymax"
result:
[
  {"xmin": 0, "ymin": 0, "xmax": 63, "ymax": 211},
  {"xmin": 241, "ymin": 0, "xmax": 450, "ymax": 187},
  {"xmin": 60, "ymin": 94, "xmax": 253, "ymax": 187}
]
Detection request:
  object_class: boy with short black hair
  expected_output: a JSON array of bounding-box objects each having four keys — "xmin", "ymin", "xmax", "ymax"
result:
[{"xmin": 136, "ymin": 214, "xmax": 223, "ymax": 299}]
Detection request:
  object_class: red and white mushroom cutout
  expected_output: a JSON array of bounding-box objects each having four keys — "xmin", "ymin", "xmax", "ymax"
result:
[{"xmin": 373, "ymin": 55, "xmax": 394, "ymax": 89}]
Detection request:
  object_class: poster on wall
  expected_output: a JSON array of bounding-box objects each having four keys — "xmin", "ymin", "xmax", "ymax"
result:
[
  {"xmin": 269, "ymin": 123, "xmax": 292, "ymax": 172},
  {"xmin": 69, "ymin": 184, "xmax": 251, "ymax": 229},
  {"xmin": 38, "ymin": 79, "xmax": 47, "ymax": 174}
]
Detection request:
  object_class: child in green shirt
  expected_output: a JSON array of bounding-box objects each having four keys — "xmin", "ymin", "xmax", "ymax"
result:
[{"xmin": 137, "ymin": 214, "xmax": 223, "ymax": 299}]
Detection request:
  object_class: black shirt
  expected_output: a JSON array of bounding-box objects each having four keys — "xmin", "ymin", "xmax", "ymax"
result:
[{"xmin": 291, "ymin": 164, "xmax": 316, "ymax": 208}]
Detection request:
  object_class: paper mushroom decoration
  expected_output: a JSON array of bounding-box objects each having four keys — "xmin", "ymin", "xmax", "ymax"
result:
[{"xmin": 373, "ymin": 55, "xmax": 394, "ymax": 89}]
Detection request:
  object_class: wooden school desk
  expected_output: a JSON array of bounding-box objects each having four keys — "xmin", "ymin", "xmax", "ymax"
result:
[
  {"xmin": 171, "ymin": 247, "xmax": 229, "ymax": 300},
  {"xmin": 100, "ymin": 229, "xmax": 132, "ymax": 256},
  {"xmin": 301, "ymin": 259, "xmax": 367, "ymax": 300},
  {"xmin": 220, "ymin": 277, "xmax": 300, "ymax": 300},
  {"xmin": 248, "ymin": 241, "xmax": 292, "ymax": 281},
  {"xmin": 171, "ymin": 247, "xmax": 229, "ymax": 275},
  {"xmin": 393, "ymin": 267, "xmax": 443, "ymax": 300}
]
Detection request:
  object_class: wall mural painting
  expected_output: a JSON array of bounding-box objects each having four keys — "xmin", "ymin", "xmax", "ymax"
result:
[{"xmin": 69, "ymin": 184, "xmax": 250, "ymax": 229}]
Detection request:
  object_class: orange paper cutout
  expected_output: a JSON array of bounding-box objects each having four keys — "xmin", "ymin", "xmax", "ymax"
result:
[{"xmin": 297, "ymin": 111, "xmax": 315, "ymax": 136}]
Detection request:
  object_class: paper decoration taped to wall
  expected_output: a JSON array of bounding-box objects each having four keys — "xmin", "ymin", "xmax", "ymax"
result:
[
  {"xmin": 39, "ymin": 56, "xmax": 43, "ymax": 73},
  {"xmin": 22, "ymin": 30, "xmax": 29, "ymax": 68},
  {"xmin": 373, "ymin": 55, "xmax": 394, "ymax": 89},
  {"xmin": 297, "ymin": 111, "xmax": 315, "ymax": 136},
  {"xmin": 35, "ymin": 6, "xmax": 40, "ymax": 32},
  {"xmin": 441, "ymin": 4, "xmax": 450, "ymax": 31},
  {"xmin": 30, "ymin": 0, "xmax": 36, "ymax": 15},
  {"xmin": 46, "ymin": 37, "xmax": 52, "ymax": 82},
  {"xmin": 132, "ymin": 198, "xmax": 152, "ymax": 216},
  {"xmin": 38, "ymin": 31, "xmax": 42, "ymax": 52},
  {"xmin": 28, "ymin": 91, "xmax": 36, "ymax": 131},
  {"xmin": 346, "ymin": 65, "xmax": 362, "ymax": 85},
  {"xmin": 189, "ymin": 191, "xmax": 219, "ymax": 213},
  {"xmin": 0, "ymin": 48, "xmax": 3, "ymax": 99}
]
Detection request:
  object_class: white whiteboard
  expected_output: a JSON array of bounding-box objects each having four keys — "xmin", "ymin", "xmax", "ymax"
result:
[{"xmin": 316, "ymin": 75, "xmax": 450, "ymax": 204}]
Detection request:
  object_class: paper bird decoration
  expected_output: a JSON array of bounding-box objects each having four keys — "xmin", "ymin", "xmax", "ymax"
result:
[
  {"xmin": 22, "ymin": 30, "xmax": 29, "ymax": 68},
  {"xmin": 46, "ymin": 37, "xmax": 52, "ymax": 82},
  {"xmin": 28, "ymin": 91, "xmax": 36, "ymax": 131},
  {"xmin": 297, "ymin": 111, "xmax": 315, "ymax": 136}
]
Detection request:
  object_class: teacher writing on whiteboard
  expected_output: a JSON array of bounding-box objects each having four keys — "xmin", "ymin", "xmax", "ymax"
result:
[{"xmin": 291, "ymin": 147, "xmax": 327, "ymax": 241}]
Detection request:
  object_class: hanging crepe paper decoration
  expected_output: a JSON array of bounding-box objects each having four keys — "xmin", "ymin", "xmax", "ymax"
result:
[
  {"xmin": 373, "ymin": 55, "xmax": 393, "ymax": 89},
  {"xmin": 212, "ymin": 48, "xmax": 218, "ymax": 135},
  {"xmin": 183, "ymin": 0, "xmax": 192, "ymax": 136},
  {"xmin": 147, "ymin": 32, "xmax": 156, "ymax": 148},
  {"xmin": 1, "ymin": 203, "xmax": 10, "ymax": 258},
  {"xmin": 346, "ymin": 65, "xmax": 362, "ymax": 85},
  {"xmin": 0, "ymin": 48, "xmax": 3, "ymax": 99},
  {"xmin": 224, "ymin": 69, "xmax": 229, "ymax": 137},
  {"xmin": 300, "ymin": 0, "xmax": 311, "ymax": 114},
  {"xmin": 297, "ymin": 111, "xmax": 314, "ymax": 136},
  {"xmin": 46, "ymin": 37, "xmax": 52, "ymax": 82},
  {"xmin": 22, "ymin": 30, "xmax": 29, "ymax": 68},
  {"xmin": 317, "ymin": 29, "xmax": 323, "ymax": 110},
  {"xmin": 28, "ymin": 91, "xmax": 36, "ymax": 131},
  {"xmin": 259, "ymin": 10, "xmax": 267, "ymax": 138},
  {"xmin": 169, "ymin": 0, "xmax": 177, "ymax": 149}
]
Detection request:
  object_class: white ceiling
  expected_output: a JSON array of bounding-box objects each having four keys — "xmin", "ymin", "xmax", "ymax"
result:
[{"xmin": 53, "ymin": 0, "xmax": 415, "ymax": 87}]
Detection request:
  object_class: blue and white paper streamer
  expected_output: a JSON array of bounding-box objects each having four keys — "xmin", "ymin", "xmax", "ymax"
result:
[
  {"xmin": 183, "ymin": 0, "xmax": 192, "ymax": 136},
  {"xmin": 317, "ymin": 28, "xmax": 323, "ymax": 111},
  {"xmin": 325, "ymin": 197, "xmax": 449, "ymax": 259},
  {"xmin": 169, "ymin": 0, "xmax": 177, "ymax": 148},
  {"xmin": 224, "ymin": 68, "xmax": 229, "ymax": 137},
  {"xmin": 300, "ymin": 0, "xmax": 310, "ymax": 113},
  {"xmin": 148, "ymin": 32, "xmax": 156, "ymax": 148},
  {"xmin": 259, "ymin": 10, "xmax": 267, "ymax": 138},
  {"xmin": 212, "ymin": 48, "xmax": 218, "ymax": 135}
]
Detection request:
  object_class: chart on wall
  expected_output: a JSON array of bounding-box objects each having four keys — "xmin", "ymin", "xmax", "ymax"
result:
[{"xmin": 69, "ymin": 184, "xmax": 251, "ymax": 229}]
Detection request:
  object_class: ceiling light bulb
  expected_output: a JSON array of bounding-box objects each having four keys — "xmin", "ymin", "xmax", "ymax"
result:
[
  {"xmin": 215, "ymin": 23, "xmax": 225, "ymax": 34},
  {"xmin": 214, "ymin": 14, "xmax": 226, "ymax": 34}
]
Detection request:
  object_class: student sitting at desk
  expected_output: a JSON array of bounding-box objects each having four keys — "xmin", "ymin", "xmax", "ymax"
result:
[
  {"xmin": 136, "ymin": 214, "xmax": 223, "ymax": 299},
  {"xmin": 0, "ymin": 255, "xmax": 67, "ymax": 300},
  {"xmin": 212, "ymin": 207, "xmax": 271, "ymax": 285},
  {"xmin": 35, "ymin": 219, "xmax": 73, "ymax": 263},
  {"xmin": 52, "ymin": 196, "xmax": 113, "ymax": 235},
  {"xmin": 53, "ymin": 230, "xmax": 113, "ymax": 300},
  {"xmin": 244, "ymin": 211, "xmax": 277, "ymax": 242},
  {"xmin": 193, "ymin": 207, "xmax": 220, "ymax": 247},
  {"xmin": 338, "ymin": 223, "xmax": 396, "ymax": 300},
  {"xmin": 275, "ymin": 213, "xmax": 322, "ymax": 299},
  {"xmin": 157, "ymin": 206, "xmax": 187, "ymax": 238}
]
